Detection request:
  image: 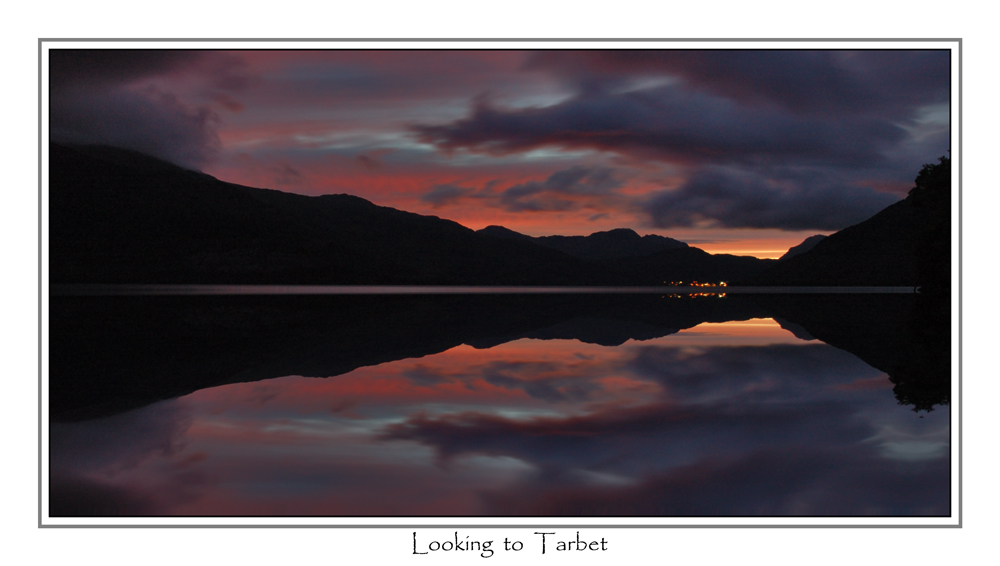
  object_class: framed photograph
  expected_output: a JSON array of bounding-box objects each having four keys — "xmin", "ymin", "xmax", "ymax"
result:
[{"xmin": 41, "ymin": 40, "xmax": 959, "ymax": 530}]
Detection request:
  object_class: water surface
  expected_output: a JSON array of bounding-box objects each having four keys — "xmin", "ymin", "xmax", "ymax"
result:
[{"xmin": 48, "ymin": 293, "xmax": 950, "ymax": 516}]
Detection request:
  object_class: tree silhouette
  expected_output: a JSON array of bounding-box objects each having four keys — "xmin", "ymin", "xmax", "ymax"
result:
[
  {"xmin": 886, "ymin": 155, "xmax": 952, "ymax": 410},
  {"xmin": 909, "ymin": 155, "xmax": 951, "ymax": 294}
]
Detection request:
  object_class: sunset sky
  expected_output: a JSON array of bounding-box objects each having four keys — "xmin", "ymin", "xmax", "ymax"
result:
[{"xmin": 48, "ymin": 49, "xmax": 951, "ymax": 258}]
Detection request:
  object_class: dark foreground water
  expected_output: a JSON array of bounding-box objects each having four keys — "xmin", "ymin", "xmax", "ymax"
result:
[{"xmin": 47, "ymin": 292, "xmax": 950, "ymax": 517}]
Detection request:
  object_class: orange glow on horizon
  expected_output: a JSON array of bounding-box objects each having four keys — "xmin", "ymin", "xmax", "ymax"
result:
[{"xmin": 705, "ymin": 249, "xmax": 789, "ymax": 259}]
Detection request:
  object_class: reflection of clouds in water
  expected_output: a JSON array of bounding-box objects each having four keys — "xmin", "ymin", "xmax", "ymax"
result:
[
  {"xmin": 368, "ymin": 335, "xmax": 843, "ymax": 413},
  {"xmin": 49, "ymin": 323, "xmax": 950, "ymax": 516},
  {"xmin": 173, "ymin": 450, "xmax": 538, "ymax": 515},
  {"xmin": 480, "ymin": 360, "xmax": 602, "ymax": 403},
  {"xmin": 405, "ymin": 339, "xmax": 861, "ymax": 409},
  {"xmin": 49, "ymin": 401, "xmax": 201, "ymax": 516},
  {"xmin": 877, "ymin": 440, "xmax": 949, "ymax": 462},
  {"xmin": 380, "ymin": 398, "xmax": 870, "ymax": 479},
  {"xmin": 627, "ymin": 344, "xmax": 881, "ymax": 404},
  {"xmin": 862, "ymin": 408, "xmax": 951, "ymax": 462},
  {"xmin": 65, "ymin": 411, "xmax": 537, "ymax": 515},
  {"xmin": 50, "ymin": 401, "xmax": 193, "ymax": 476},
  {"xmin": 568, "ymin": 468, "xmax": 636, "ymax": 487},
  {"xmin": 396, "ymin": 345, "xmax": 649, "ymax": 408},
  {"xmin": 479, "ymin": 446, "xmax": 950, "ymax": 516},
  {"xmin": 403, "ymin": 364, "xmax": 455, "ymax": 387},
  {"xmin": 379, "ymin": 341, "xmax": 949, "ymax": 515}
]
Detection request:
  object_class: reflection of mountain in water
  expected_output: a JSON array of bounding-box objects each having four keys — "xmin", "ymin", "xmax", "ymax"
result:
[
  {"xmin": 752, "ymin": 294, "xmax": 949, "ymax": 412},
  {"xmin": 49, "ymin": 293, "xmax": 949, "ymax": 421},
  {"xmin": 50, "ymin": 294, "xmax": 764, "ymax": 420}
]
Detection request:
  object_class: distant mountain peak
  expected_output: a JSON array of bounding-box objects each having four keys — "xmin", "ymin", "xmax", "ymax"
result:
[
  {"xmin": 476, "ymin": 225, "xmax": 688, "ymax": 261},
  {"xmin": 477, "ymin": 225, "xmax": 533, "ymax": 240},
  {"xmin": 592, "ymin": 228, "xmax": 641, "ymax": 239},
  {"xmin": 778, "ymin": 234, "xmax": 827, "ymax": 261}
]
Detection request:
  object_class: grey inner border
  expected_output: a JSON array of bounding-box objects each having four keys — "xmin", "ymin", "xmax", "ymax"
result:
[{"xmin": 37, "ymin": 38, "xmax": 963, "ymax": 529}]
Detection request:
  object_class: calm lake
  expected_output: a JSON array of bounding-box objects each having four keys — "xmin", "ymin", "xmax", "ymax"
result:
[{"xmin": 47, "ymin": 292, "xmax": 950, "ymax": 517}]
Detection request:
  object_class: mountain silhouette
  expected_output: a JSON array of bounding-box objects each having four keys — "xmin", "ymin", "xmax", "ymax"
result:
[
  {"xmin": 49, "ymin": 143, "xmax": 774, "ymax": 285},
  {"xmin": 478, "ymin": 226, "xmax": 688, "ymax": 261},
  {"xmin": 50, "ymin": 144, "xmax": 601, "ymax": 285}
]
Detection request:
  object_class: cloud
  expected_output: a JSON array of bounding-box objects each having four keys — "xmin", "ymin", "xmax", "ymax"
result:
[
  {"xmin": 412, "ymin": 83, "xmax": 908, "ymax": 169},
  {"xmin": 421, "ymin": 183, "xmax": 478, "ymax": 207},
  {"xmin": 641, "ymin": 166, "xmax": 900, "ymax": 231},
  {"xmin": 50, "ymin": 84, "xmax": 221, "ymax": 169},
  {"xmin": 48, "ymin": 50, "xmax": 256, "ymax": 169},
  {"xmin": 420, "ymin": 165, "xmax": 627, "ymax": 212},
  {"xmin": 418, "ymin": 158, "xmax": 903, "ymax": 231},
  {"xmin": 524, "ymin": 50, "xmax": 950, "ymax": 118},
  {"xmin": 410, "ymin": 50, "xmax": 949, "ymax": 231},
  {"xmin": 47, "ymin": 49, "xmax": 950, "ymax": 234},
  {"xmin": 237, "ymin": 51, "xmax": 536, "ymax": 108},
  {"xmin": 500, "ymin": 166, "xmax": 624, "ymax": 212},
  {"xmin": 48, "ymin": 49, "xmax": 204, "ymax": 89}
]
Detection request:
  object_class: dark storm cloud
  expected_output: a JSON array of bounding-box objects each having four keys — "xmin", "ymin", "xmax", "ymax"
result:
[
  {"xmin": 524, "ymin": 50, "xmax": 951, "ymax": 117},
  {"xmin": 48, "ymin": 50, "xmax": 203, "ymax": 89},
  {"xmin": 500, "ymin": 166, "xmax": 626, "ymax": 212},
  {"xmin": 412, "ymin": 84, "xmax": 906, "ymax": 168},
  {"xmin": 641, "ymin": 166, "xmax": 899, "ymax": 230},
  {"xmin": 49, "ymin": 50, "xmax": 255, "ymax": 169},
  {"xmin": 245, "ymin": 51, "xmax": 534, "ymax": 106},
  {"xmin": 520, "ymin": 166, "xmax": 624, "ymax": 195},
  {"xmin": 420, "ymin": 166, "xmax": 627, "ymax": 212},
  {"xmin": 413, "ymin": 50, "xmax": 949, "ymax": 231},
  {"xmin": 50, "ymin": 85, "xmax": 221, "ymax": 169}
]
